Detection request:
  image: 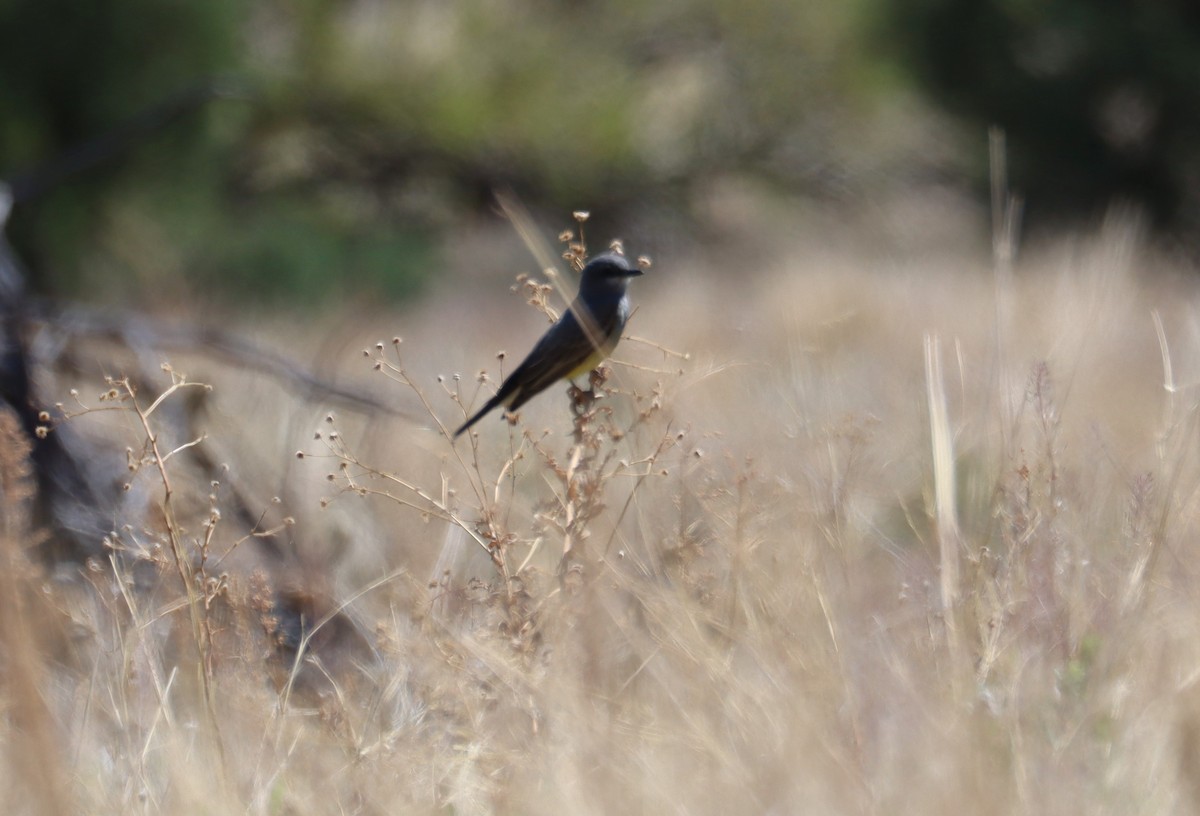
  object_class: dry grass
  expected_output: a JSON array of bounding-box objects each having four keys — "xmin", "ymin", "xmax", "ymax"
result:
[{"xmin": 6, "ymin": 204, "xmax": 1200, "ymax": 814}]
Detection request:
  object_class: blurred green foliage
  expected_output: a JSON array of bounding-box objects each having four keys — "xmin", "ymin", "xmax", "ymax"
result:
[
  {"xmin": 3, "ymin": 0, "xmax": 1197, "ymax": 306},
  {"xmin": 885, "ymin": 0, "xmax": 1200, "ymax": 231},
  {"xmin": 0, "ymin": 0, "xmax": 893, "ymax": 305}
]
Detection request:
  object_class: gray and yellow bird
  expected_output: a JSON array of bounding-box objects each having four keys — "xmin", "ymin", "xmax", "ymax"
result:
[{"xmin": 454, "ymin": 252, "xmax": 643, "ymax": 438}]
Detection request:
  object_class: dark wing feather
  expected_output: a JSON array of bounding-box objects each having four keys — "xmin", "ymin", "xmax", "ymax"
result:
[
  {"xmin": 503, "ymin": 300, "xmax": 624, "ymax": 411},
  {"xmin": 453, "ymin": 294, "xmax": 625, "ymax": 437}
]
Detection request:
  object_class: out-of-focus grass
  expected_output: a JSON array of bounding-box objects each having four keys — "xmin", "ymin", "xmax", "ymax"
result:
[{"xmin": 8, "ymin": 203, "xmax": 1200, "ymax": 814}]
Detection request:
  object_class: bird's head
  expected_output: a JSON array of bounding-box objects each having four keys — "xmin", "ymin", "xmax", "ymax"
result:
[{"xmin": 578, "ymin": 253, "xmax": 644, "ymax": 295}]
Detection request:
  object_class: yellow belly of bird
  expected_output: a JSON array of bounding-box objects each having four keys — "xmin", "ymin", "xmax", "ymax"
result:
[{"xmin": 565, "ymin": 348, "xmax": 609, "ymax": 381}]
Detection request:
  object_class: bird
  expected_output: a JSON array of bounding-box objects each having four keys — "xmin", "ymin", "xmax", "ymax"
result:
[{"xmin": 454, "ymin": 252, "xmax": 644, "ymax": 438}]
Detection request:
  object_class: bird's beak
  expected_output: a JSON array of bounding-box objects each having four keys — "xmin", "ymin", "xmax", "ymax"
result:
[{"xmin": 628, "ymin": 267, "xmax": 645, "ymax": 277}]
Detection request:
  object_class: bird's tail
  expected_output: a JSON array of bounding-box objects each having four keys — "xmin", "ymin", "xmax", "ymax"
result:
[{"xmin": 453, "ymin": 394, "xmax": 503, "ymax": 438}]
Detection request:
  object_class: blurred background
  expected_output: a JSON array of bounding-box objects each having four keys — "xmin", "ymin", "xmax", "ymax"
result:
[
  {"xmin": 9, "ymin": 5, "xmax": 1200, "ymax": 812},
  {"xmin": 4, "ymin": 0, "xmax": 1200, "ymax": 309}
]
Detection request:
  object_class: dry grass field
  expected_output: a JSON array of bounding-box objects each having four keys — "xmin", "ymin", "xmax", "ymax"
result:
[{"xmin": 4, "ymin": 198, "xmax": 1200, "ymax": 815}]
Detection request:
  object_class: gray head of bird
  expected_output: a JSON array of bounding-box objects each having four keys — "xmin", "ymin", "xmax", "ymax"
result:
[{"xmin": 578, "ymin": 252, "xmax": 644, "ymax": 296}]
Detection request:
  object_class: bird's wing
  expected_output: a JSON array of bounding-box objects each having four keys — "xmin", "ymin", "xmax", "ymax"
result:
[{"xmin": 500, "ymin": 302, "xmax": 624, "ymax": 411}]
